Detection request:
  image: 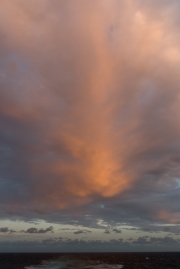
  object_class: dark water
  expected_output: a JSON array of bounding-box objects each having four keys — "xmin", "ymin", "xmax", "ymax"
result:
[{"xmin": 0, "ymin": 252, "xmax": 180, "ymax": 269}]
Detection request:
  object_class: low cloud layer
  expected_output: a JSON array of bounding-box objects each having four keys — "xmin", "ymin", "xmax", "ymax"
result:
[
  {"xmin": 0, "ymin": 226, "xmax": 54, "ymax": 234},
  {"xmin": 1, "ymin": 236, "xmax": 180, "ymax": 252},
  {"xmin": 0, "ymin": 0, "xmax": 180, "ymax": 233}
]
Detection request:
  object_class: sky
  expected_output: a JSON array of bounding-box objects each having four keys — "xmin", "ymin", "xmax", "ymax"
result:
[{"xmin": 0, "ymin": 0, "xmax": 180, "ymax": 252}]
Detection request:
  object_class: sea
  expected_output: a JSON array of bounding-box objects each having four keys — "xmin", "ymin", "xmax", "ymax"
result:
[{"xmin": 0, "ymin": 252, "xmax": 180, "ymax": 269}]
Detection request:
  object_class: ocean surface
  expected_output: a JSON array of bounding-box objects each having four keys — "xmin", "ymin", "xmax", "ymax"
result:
[{"xmin": 0, "ymin": 252, "xmax": 180, "ymax": 269}]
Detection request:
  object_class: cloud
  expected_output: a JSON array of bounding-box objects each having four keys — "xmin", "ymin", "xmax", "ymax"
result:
[
  {"xmin": 104, "ymin": 227, "xmax": 111, "ymax": 234},
  {"xmin": 0, "ymin": 227, "xmax": 9, "ymax": 233},
  {"xmin": 0, "ymin": 0, "xmax": 180, "ymax": 230},
  {"xmin": 0, "ymin": 227, "xmax": 16, "ymax": 234},
  {"xmin": 104, "ymin": 226, "xmax": 121, "ymax": 234},
  {"xmin": 0, "ymin": 236, "xmax": 180, "ymax": 252},
  {"xmin": 112, "ymin": 228, "xmax": 121, "ymax": 233},
  {"xmin": 74, "ymin": 230, "xmax": 91, "ymax": 234},
  {"xmin": 132, "ymin": 236, "xmax": 180, "ymax": 246},
  {"xmin": 22, "ymin": 226, "xmax": 54, "ymax": 234},
  {"xmin": 74, "ymin": 230, "xmax": 84, "ymax": 235},
  {"xmin": 60, "ymin": 228, "xmax": 77, "ymax": 231}
]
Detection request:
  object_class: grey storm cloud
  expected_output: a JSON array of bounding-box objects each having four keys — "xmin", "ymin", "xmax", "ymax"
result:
[{"xmin": 0, "ymin": 0, "xmax": 180, "ymax": 230}]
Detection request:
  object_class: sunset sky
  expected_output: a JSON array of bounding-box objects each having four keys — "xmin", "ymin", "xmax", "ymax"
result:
[{"xmin": 1, "ymin": 0, "xmax": 180, "ymax": 252}]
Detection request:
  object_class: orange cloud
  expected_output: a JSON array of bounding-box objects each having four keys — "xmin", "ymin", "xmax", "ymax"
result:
[
  {"xmin": 156, "ymin": 210, "xmax": 180, "ymax": 224},
  {"xmin": 0, "ymin": 0, "xmax": 180, "ymax": 217}
]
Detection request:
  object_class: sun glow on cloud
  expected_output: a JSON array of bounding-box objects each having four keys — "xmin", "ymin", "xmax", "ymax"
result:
[{"xmin": 0, "ymin": 0, "xmax": 180, "ymax": 230}]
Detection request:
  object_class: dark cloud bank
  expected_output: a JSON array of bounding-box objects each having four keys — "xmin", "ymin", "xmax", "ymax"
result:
[
  {"xmin": 0, "ymin": 0, "xmax": 180, "ymax": 237},
  {"xmin": 1, "ymin": 236, "xmax": 180, "ymax": 252}
]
